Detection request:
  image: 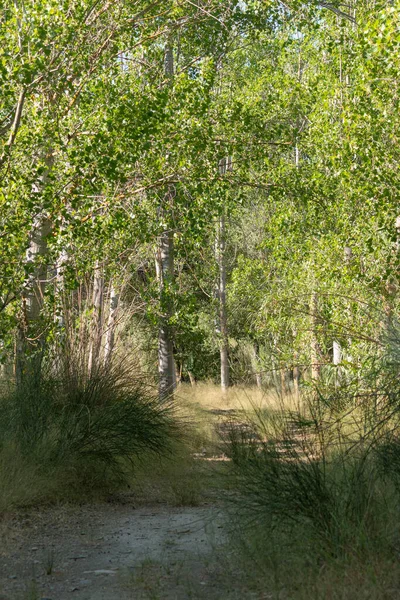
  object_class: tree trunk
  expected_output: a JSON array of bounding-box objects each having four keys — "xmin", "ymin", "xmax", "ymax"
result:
[
  {"xmin": 216, "ymin": 212, "xmax": 229, "ymax": 392},
  {"xmin": 156, "ymin": 225, "xmax": 175, "ymax": 399},
  {"xmin": 16, "ymin": 150, "xmax": 54, "ymax": 386},
  {"xmin": 252, "ymin": 343, "xmax": 262, "ymax": 388},
  {"xmin": 333, "ymin": 340, "xmax": 342, "ymax": 366},
  {"xmin": 55, "ymin": 246, "xmax": 68, "ymax": 329},
  {"xmin": 156, "ymin": 43, "xmax": 176, "ymax": 400},
  {"xmin": 280, "ymin": 368, "xmax": 287, "ymax": 396},
  {"xmin": 88, "ymin": 261, "xmax": 104, "ymax": 376},
  {"xmin": 217, "ymin": 214, "xmax": 229, "ymax": 392},
  {"xmin": 188, "ymin": 370, "xmax": 196, "ymax": 387},
  {"xmin": 293, "ymin": 364, "xmax": 300, "ymax": 398},
  {"xmin": 175, "ymin": 361, "xmax": 181, "ymax": 387},
  {"xmin": 331, "ymin": 247, "xmax": 352, "ymax": 376},
  {"xmin": 103, "ymin": 283, "xmax": 119, "ymax": 367},
  {"xmin": 310, "ymin": 291, "xmax": 321, "ymax": 381},
  {"xmin": 215, "ymin": 157, "xmax": 231, "ymax": 392}
]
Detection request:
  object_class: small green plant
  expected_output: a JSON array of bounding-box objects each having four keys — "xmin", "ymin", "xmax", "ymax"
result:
[
  {"xmin": 44, "ymin": 547, "xmax": 55, "ymax": 575},
  {"xmin": 23, "ymin": 580, "xmax": 39, "ymax": 600}
]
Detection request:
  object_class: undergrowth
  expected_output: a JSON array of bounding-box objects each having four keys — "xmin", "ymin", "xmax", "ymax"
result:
[
  {"xmin": 130, "ymin": 388, "xmax": 225, "ymax": 507},
  {"xmin": 220, "ymin": 329, "xmax": 400, "ymax": 599},
  {"xmin": 0, "ymin": 357, "xmax": 181, "ymax": 511}
]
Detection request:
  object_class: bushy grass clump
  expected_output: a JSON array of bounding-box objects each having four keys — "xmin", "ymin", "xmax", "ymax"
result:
[
  {"xmin": 225, "ymin": 409, "xmax": 394, "ymax": 556},
  {"xmin": 0, "ymin": 358, "xmax": 181, "ymax": 510},
  {"xmin": 221, "ymin": 336, "xmax": 400, "ymax": 598}
]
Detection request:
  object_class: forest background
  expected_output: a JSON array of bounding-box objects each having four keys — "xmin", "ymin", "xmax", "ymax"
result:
[
  {"xmin": 2, "ymin": 0, "xmax": 398, "ymax": 393},
  {"xmin": 2, "ymin": 2, "xmax": 400, "ymax": 598}
]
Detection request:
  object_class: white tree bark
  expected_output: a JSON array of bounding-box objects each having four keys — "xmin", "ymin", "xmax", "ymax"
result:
[
  {"xmin": 252, "ymin": 343, "xmax": 262, "ymax": 389},
  {"xmin": 333, "ymin": 340, "xmax": 342, "ymax": 366},
  {"xmin": 16, "ymin": 150, "xmax": 54, "ymax": 385},
  {"xmin": 156, "ymin": 42, "xmax": 176, "ymax": 400},
  {"xmin": 280, "ymin": 368, "xmax": 287, "ymax": 396},
  {"xmin": 293, "ymin": 363, "xmax": 300, "ymax": 398},
  {"xmin": 218, "ymin": 214, "xmax": 229, "ymax": 391},
  {"xmin": 216, "ymin": 156, "xmax": 230, "ymax": 392},
  {"xmin": 87, "ymin": 261, "xmax": 104, "ymax": 376},
  {"xmin": 54, "ymin": 246, "xmax": 68, "ymax": 329},
  {"xmin": 332, "ymin": 246, "xmax": 352, "ymax": 373},
  {"xmin": 310, "ymin": 291, "xmax": 321, "ymax": 382},
  {"xmin": 156, "ymin": 226, "xmax": 175, "ymax": 399},
  {"xmin": 104, "ymin": 283, "xmax": 119, "ymax": 367}
]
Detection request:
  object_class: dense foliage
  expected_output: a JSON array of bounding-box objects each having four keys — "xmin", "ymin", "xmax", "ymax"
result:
[{"xmin": 1, "ymin": 0, "xmax": 399, "ymax": 388}]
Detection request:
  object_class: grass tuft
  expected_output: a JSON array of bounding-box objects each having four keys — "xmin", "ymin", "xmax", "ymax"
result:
[{"xmin": 0, "ymin": 356, "xmax": 181, "ymax": 510}]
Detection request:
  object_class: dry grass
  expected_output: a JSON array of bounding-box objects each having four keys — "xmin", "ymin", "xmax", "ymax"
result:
[
  {"xmin": 0, "ymin": 358, "xmax": 181, "ymax": 513},
  {"xmin": 222, "ymin": 525, "xmax": 400, "ymax": 600},
  {"xmin": 125, "ymin": 383, "xmax": 282, "ymax": 508},
  {"xmin": 127, "ymin": 383, "xmax": 304, "ymax": 509},
  {"xmin": 129, "ymin": 445, "xmax": 217, "ymax": 507},
  {"xmin": 2, "ymin": 381, "xmax": 400, "ymax": 599},
  {"xmin": 212, "ymin": 377, "xmax": 400, "ymax": 600},
  {"xmin": 176, "ymin": 381, "xmax": 299, "ymax": 413},
  {"xmin": 0, "ymin": 443, "xmax": 60, "ymax": 512}
]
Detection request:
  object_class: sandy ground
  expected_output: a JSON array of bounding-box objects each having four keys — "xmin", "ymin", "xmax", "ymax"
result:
[{"xmin": 0, "ymin": 502, "xmax": 249, "ymax": 600}]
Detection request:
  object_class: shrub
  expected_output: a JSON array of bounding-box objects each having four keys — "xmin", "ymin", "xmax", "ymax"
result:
[
  {"xmin": 223, "ymin": 383, "xmax": 400, "ymax": 559},
  {"xmin": 0, "ymin": 356, "xmax": 181, "ymax": 508}
]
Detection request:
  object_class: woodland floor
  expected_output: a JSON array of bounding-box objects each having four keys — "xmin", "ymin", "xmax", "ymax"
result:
[
  {"xmin": 0, "ymin": 499, "xmax": 258, "ymax": 600},
  {"xmin": 0, "ymin": 387, "xmax": 274, "ymax": 600}
]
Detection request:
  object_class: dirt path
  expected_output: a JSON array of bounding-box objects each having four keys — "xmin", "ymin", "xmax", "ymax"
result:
[{"xmin": 0, "ymin": 502, "xmax": 246, "ymax": 600}]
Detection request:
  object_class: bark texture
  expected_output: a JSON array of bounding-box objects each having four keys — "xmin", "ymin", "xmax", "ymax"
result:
[
  {"xmin": 156, "ymin": 225, "xmax": 175, "ymax": 399},
  {"xmin": 333, "ymin": 340, "xmax": 342, "ymax": 366},
  {"xmin": 16, "ymin": 150, "xmax": 54, "ymax": 385},
  {"xmin": 310, "ymin": 291, "xmax": 321, "ymax": 381},
  {"xmin": 216, "ymin": 159, "xmax": 230, "ymax": 392},
  {"xmin": 156, "ymin": 41, "xmax": 176, "ymax": 400},
  {"xmin": 218, "ymin": 214, "xmax": 229, "ymax": 392},
  {"xmin": 252, "ymin": 343, "xmax": 262, "ymax": 389},
  {"xmin": 293, "ymin": 364, "xmax": 300, "ymax": 398},
  {"xmin": 88, "ymin": 261, "xmax": 104, "ymax": 376},
  {"xmin": 103, "ymin": 283, "xmax": 119, "ymax": 367}
]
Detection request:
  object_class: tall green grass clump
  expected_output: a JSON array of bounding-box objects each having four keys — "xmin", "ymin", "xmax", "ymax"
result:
[
  {"xmin": 225, "ymin": 405, "xmax": 391, "ymax": 555},
  {"xmin": 222, "ymin": 328, "xmax": 400, "ymax": 598},
  {"xmin": 0, "ymin": 355, "xmax": 180, "ymax": 510}
]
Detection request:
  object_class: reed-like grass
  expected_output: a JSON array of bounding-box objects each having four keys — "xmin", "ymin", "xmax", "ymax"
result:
[{"xmin": 0, "ymin": 356, "xmax": 181, "ymax": 510}]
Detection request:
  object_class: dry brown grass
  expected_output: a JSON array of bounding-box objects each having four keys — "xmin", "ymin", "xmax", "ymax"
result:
[
  {"xmin": 126, "ymin": 383, "xmax": 286, "ymax": 508},
  {"xmin": 176, "ymin": 381, "xmax": 299, "ymax": 413}
]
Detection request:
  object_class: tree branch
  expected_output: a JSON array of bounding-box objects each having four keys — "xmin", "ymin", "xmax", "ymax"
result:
[{"xmin": 0, "ymin": 87, "xmax": 26, "ymax": 167}]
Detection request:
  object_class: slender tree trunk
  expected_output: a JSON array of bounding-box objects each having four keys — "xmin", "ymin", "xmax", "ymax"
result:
[
  {"xmin": 293, "ymin": 363, "xmax": 300, "ymax": 398},
  {"xmin": 215, "ymin": 157, "xmax": 231, "ymax": 392},
  {"xmin": 216, "ymin": 212, "xmax": 229, "ymax": 392},
  {"xmin": 333, "ymin": 339, "xmax": 342, "ymax": 387},
  {"xmin": 103, "ymin": 283, "xmax": 119, "ymax": 367},
  {"xmin": 156, "ymin": 226, "xmax": 175, "ymax": 399},
  {"xmin": 330, "ymin": 246, "xmax": 353, "ymax": 380},
  {"xmin": 186, "ymin": 352, "xmax": 196, "ymax": 386},
  {"xmin": 280, "ymin": 368, "xmax": 287, "ymax": 396},
  {"xmin": 156, "ymin": 43, "xmax": 176, "ymax": 400},
  {"xmin": 252, "ymin": 343, "xmax": 262, "ymax": 389},
  {"xmin": 55, "ymin": 246, "xmax": 68, "ymax": 329},
  {"xmin": 293, "ymin": 329, "xmax": 300, "ymax": 398},
  {"xmin": 331, "ymin": 246, "xmax": 352, "ymax": 371},
  {"xmin": 310, "ymin": 291, "xmax": 321, "ymax": 381},
  {"xmin": 188, "ymin": 370, "xmax": 196, "ymax": 387},
  {"xmin": 255, "ymin": 371, "xmax": 262, "ymax": 389},
  {"xmin": 175, "ymin": 361, "xmax": 181, "ymax": 387},
  {"xmin": 333, "ymin": 341, "xmax": 342, "ymax": 366},
  {"xmin": 16, "ymin": 150, "xmax": 54, "ymax": 386},
  {"xmin": 88, "ymin": 261, "xmax": 104, "ymax": 376}
]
